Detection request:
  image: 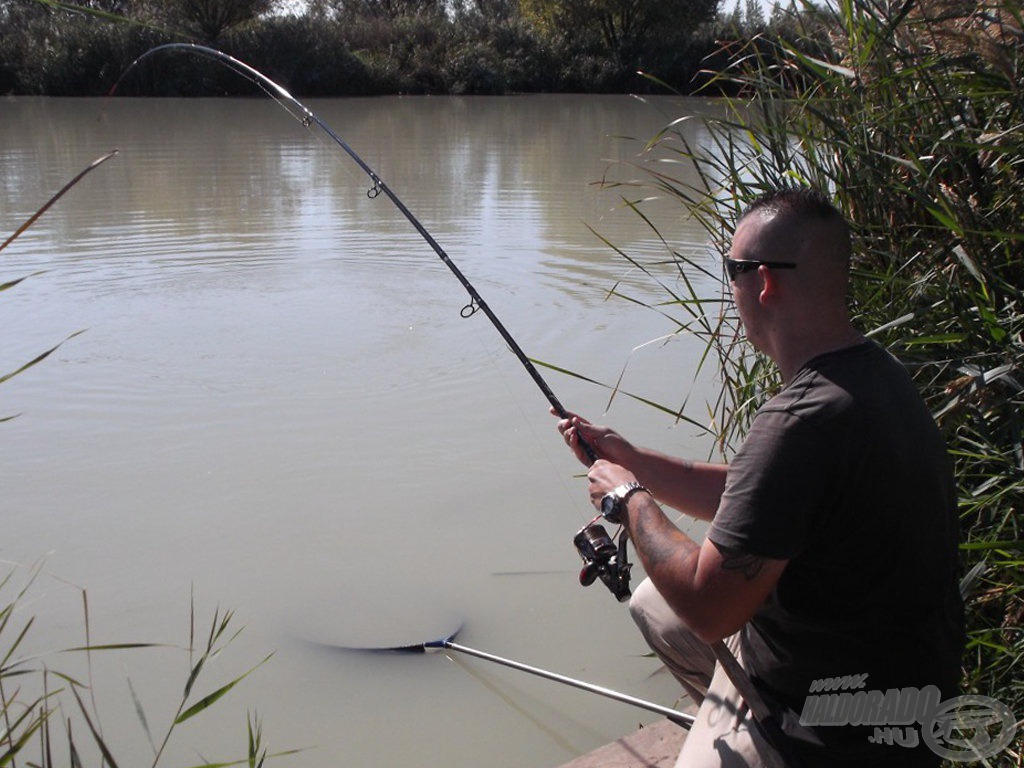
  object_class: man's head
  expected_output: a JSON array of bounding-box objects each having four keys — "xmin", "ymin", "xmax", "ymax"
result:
[
  {"xmin": 734, "ymin": 187, "xmax": 851, "ymax": 268},
  {"xmin": 727, "ymin": 187, "xmax": 857, "ymax": 374}
]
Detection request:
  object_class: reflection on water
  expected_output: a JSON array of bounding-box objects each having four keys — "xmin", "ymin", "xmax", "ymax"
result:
[{"xmin": 1, "ymin": 94, "xmax": 722, "ymax": 767}]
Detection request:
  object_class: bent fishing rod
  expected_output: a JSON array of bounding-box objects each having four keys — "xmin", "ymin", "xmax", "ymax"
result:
[
  {"xmin": 112, "ymin": 46, "xmax": 680, "ymax": 726},
  {"xmin": 111, "ymin": 43, "xmax": 596, "ymax": 463},
  {"xmin": 110, "ymin": 52, "xmax": 798, "ymax": 761},
  {"xmin": 112, "ymin": 46, "xmax": 639, "ymax": 617}
]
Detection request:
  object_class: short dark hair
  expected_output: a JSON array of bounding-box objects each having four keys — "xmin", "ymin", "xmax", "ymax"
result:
[
  {"xmin": 738, "ymin": 187, "xmax": 850, "ymax": 260},
  {"xmin": 738, "ymin": 187, "xmax": 843, "ymax": 224}
]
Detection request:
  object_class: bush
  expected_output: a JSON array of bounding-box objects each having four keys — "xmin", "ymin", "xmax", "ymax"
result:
[
  {"xmin": 444, "ymin": 41, "xmax": 506, "ymax": 94},
  {"xmin": 225, "ymin": 16, "xmax": 374, "ymax": 96}
]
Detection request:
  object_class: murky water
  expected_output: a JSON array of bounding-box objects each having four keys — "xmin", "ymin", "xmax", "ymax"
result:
[{"xmin": 1, "ymin": 94, "xmax": 723, "ymax": 767}]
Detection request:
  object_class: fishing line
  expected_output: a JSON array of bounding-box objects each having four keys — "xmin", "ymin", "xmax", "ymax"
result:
[{"xmin": 110, "ymin": 43, "xmax": 597, "ymax": 464}]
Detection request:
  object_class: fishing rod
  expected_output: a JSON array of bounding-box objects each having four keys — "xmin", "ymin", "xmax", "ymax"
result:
[
  {"xmin": 110, "ymin": 51, "xmax": 797, "ymax": 764},
  {"xmin": 110, "ymin": 43, "xmax": 597, "ymax": 464},
  {"xmin": 113, "ymin": 45, "xmax": 649, "ymax": 718},
  {"xmin": 112, "ymin": 44, "xmax": 632, "ymax": 609}
]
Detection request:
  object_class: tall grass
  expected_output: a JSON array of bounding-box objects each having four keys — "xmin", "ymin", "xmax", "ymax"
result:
[{"xmin": 600, "ymin": 0, "xmax": 1022, "ymax": 762}]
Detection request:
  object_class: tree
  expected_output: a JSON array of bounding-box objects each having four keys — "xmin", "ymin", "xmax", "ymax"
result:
[
  {"xmin": 156, "ymin": 0, "xmax": 275, "ymax": 42},
  {"xmin": 319, "ymin": 0, "xmax": 444, "ymax": 19},
  {"xmin": 452, "ymin": 0, "xmax": 519, "ymax": 23},
  {"xmin": 522, "ymin": 0, "xmax": 720, "ymax": 63},
  {"xmin": 743, "ymin": 0, "xmax": 765, "ymax": 29}
]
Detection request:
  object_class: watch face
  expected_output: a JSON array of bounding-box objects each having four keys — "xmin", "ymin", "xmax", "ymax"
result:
[{"xmin": 601, "ymin": 493, "xmax": 617, "ymax": 518}]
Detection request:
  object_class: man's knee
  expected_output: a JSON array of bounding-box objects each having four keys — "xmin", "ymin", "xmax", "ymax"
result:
[
  {"xmin": 629, "ymin": 578, "xmax": 716, "ymax": 679},
  {"xmin": 629, "ymin": 577, "xmax": 692, "ymax": 644},
  {"xmin": 628, "ymin": 575, "xmax": 662, "ymax": 631}
]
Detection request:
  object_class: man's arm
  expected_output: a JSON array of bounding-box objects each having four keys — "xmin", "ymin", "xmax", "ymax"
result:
[
  {"xmin": 589, "ymin": 460, "xmax": 786, "ymax": 643},
  {"xmin": 624, "ymin": 446, "xmax": 728, "ymax": 523}
]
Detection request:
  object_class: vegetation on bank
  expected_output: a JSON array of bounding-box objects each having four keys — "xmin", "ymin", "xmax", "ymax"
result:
[
  {"xmin": 0, "ymin": 0, "xmax": 793, "ymax": 96},
  {"xmin": 0, "ymin": 565, "xmax": 281, "ymax": 766},
  {"xmin": 602, "ymin": 0, "xmax": 1021, "ymax": 761}
]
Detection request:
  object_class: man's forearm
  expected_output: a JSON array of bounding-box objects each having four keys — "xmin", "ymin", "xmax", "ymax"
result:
[
  {"xmin": 626, "ymin": 448, "xmax": 728, "ymax": 522},
  {"xmin": 623, "ymin": 493, "xmax": 711, "ymax": 633},
  {"xmin": 623, "ymin": 492, "xmax": 781, "ymax": 643},
  {"xmin": 630, "ymin": 495, "xmax": 702, "ymax": 573}
]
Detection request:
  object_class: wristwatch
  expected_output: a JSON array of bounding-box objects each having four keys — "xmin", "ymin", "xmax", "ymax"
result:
[{"xmin": 600, "ymin": 481, "xmax": 649, "ymax": 524}]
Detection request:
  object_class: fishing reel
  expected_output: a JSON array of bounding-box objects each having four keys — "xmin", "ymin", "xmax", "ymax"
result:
[{"xmin": 573, "ymin": 520, "xmax": 632, "ymax": 602}]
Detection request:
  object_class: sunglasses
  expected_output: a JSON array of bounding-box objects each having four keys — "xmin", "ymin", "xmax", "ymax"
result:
[{"xmin": 725, "ymin": 259, "xmax": 797, "ymax": 281}]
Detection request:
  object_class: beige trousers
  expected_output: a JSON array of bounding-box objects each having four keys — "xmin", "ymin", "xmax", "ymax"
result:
[{"xmin": 629, "ymin": 577, "xmax": 776, "ymax": 768}]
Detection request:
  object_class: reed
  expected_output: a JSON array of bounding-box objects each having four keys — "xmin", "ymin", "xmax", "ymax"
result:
[
  {"xmin": 0, "ymin": 564, "xmax": 288, "ymax": 767},
  {"xmin": 0, "ymin": 151, "xmax": 120, "ymax": 420},
  {"xmin": 595, "ymin": 0, "xmax": 1022, "ymax": 761}
]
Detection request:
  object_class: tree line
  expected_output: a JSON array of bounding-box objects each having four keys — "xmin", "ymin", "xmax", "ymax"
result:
[{"xmin": 0, "ymin": 0, "xmax": 801, "ymax": 96}]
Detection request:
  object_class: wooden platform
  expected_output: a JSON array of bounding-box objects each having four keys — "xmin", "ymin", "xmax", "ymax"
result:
[{"xmin": 556, "ymin": 719, "xmax": 687, "ymax": 768}]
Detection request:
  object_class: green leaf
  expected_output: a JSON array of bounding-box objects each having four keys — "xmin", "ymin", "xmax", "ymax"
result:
[
  {"xmin": 924, "ymin": 205, "xmax": 962, "ymax": 235},
  {"xmin": 960, "ymin": 540, "xmax": 1023, "ymax": 551},
  {"xmin": 902, "ymin": 333, "xmax": 968, "ymax": 347},
  {"xmin": 176, "ymin": 654, "xmax": 273, "ymax": 724},
  {"xmin": 0, "ymin": 273, "xmax": 44, "ymax": 293},
  {"xmin": 0, "ymin": 330, "xmax": 86, "ymax": 386},
  {"xmin": 175, "ymin": 679, "xmax": 242, "ymax": 724},
  {"xmin": 62, "ymin": 642, "xmax": 164, "ymax": 652}
]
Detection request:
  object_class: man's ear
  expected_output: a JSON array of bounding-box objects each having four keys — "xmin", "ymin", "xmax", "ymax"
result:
[{"xmin": 757, "ymin": 264, "xmax": 777, "ymax": 305}]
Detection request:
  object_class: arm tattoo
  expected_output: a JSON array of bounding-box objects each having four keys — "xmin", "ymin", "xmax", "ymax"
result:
[
  {"xmin": 631, "ymin": 500, "xmax": 699, "ymax": 569},
  {"xmin": 717, "ymin": 544, "xmax": 767, "ymax": 581}
]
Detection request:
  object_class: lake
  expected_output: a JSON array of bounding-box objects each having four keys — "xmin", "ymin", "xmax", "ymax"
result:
[{"xmin": 1, "ymin": 93, "xmax": 725, "ymax": 767}]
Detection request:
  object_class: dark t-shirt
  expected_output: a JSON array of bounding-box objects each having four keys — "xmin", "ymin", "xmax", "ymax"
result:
[{"xmin": 708, "ymin": 341, "xmax": 964, "ymax": 767}]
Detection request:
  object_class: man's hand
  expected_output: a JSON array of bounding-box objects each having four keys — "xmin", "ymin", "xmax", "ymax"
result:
[
  {"xmin": 551, "ymin": 408, "xmax": 634, "ymax": 468},
  {"xmin": 586, "ymin": 459, "xmax": 638, "ymax": 508}
]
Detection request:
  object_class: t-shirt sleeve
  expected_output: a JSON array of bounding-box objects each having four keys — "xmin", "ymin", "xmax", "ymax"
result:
[{"xmin": 708, "ymin": 408, "xmax": 829, "ymax": 560}]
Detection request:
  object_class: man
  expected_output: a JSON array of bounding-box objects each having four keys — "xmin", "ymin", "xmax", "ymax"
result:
[{"xmin": 555, "ymin": 188, "xmax": 963, "ymax": 767}]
